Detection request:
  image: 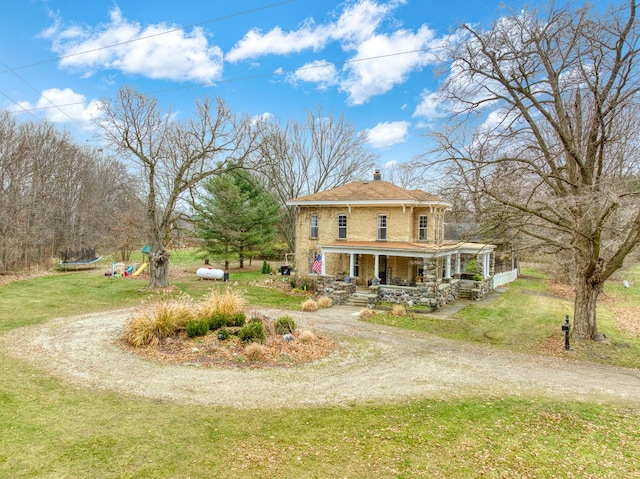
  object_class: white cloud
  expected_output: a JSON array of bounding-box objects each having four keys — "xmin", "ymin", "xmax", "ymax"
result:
[
  {"xmin": 227, "ymin": 0, "xmax": 438, "ymax": 104},
  {"xmin": 288, "ymin": 60, "xmax": 338, "ymax": 89},
  {"xmin": 251, "ymin": 112, "xmax": 274, "ymax": 125},
  {"xmin": 341, "ymin": 25, "xmax": 438, "ymax": 105},
  {"xmin": 14, "ymin": 88, "xmax": 102, "ymax": 128},
  {"xmin": 413, "ymin": 89, "xmax": 445, "ymax": 120},
  {"xmin": 42, "ymin": 7, "xmax": 223, "ymax": 83},
  {"xmin": 364, "ymin": 120, "xmax": 410, "ymax": 148},
  {"xmin": 226, "ymin": 0, "xmax": 396, "ymax": 62},
  {"xmin": 226, "ymin": 22, "xmax": 330, "ymax": 62}
]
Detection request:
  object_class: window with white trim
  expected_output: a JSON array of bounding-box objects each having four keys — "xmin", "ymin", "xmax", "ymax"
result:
[
  {"xmin": 418, "ymin": 215, "xmax": 428, "ymax": 241},
  {"xmin": 310, "ymin": 214, "xmax": 318, "ymax": 239},
  {"xmin": 337, "ymin": 214, "xmax": 347, "ymax": 239},
  {"xmin": 377, "ymin": 215, "xmax": 387, "ymax": 240}
]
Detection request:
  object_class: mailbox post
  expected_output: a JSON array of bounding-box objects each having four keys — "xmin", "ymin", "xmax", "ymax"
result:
[{"xmin": 562, "ymin": 315, "xmax": 571, "ymax": 351}]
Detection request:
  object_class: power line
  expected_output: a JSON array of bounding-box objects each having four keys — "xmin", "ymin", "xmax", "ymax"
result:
[
  {"xmin": 0, "ymin": 59, "xmax": 82, "ymax": 126},
  {"xmin": 0, "ymin": 1, "xmax": 296, "ymax": 75},
  {"xmin": 10, "ymin": 48, "xmax": 433, "ymax": 114},
  {"xmin": 0, "ymin": 87, "xmax": 41, "ymax": 121}
]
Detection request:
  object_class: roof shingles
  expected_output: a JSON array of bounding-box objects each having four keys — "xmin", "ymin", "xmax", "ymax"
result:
[{"xmin": 288, "ymin": 180, "xmax": 447, "ymax": 204}]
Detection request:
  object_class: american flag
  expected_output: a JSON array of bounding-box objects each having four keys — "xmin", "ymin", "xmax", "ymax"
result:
[{"xmin": 312, "ymin": 254, "xmax": 322, "ymax": 275}]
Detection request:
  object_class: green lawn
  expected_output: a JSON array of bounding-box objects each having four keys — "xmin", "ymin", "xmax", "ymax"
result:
[
  {"xmin": 364, "ymin": 265, "xmax": 640, "ymax": 369},
  {"xmin": 1, "ymin": 258, "xmax": 639, "ymax": 478}
]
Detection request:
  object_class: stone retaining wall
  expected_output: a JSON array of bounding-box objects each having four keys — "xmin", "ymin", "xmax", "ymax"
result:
[
  {"xmin": 315, "ymin": 276, "xmax": 356, "ymax": 305},
  {"xmin": 374, "ymin": 279, "xmax": 461, "ymax": 311}
]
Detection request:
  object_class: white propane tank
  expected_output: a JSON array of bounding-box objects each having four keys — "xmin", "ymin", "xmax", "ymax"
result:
[{"xmin": 196, "ymin": 268, "xmax": 225, "ymax": 280}]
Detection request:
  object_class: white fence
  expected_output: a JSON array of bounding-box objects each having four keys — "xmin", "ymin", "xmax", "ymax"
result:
[{"xmin": 493, "ymin": 268, "xmax": 519, "ymax": 288}]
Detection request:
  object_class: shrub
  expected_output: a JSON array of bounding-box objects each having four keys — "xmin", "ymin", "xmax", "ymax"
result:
[
  {"xmin": 261, "ymin": 260, "xmax": 271, "ymax": 274},
  {"xmin": 465, "ymin": 259, "xmax": 478, "ymax": 273},
  {"xmin": 217, "ymin": 327, "xmax": 230, "ymax": 340},
  {"xmin": 186, "ymin": 319, "xmax": 209, "ymax": 338},
  {"xmin": 123, "ymin": 296, "xmax": 196, "ymax": 347},
  {"xmin": 301, "ymin": 298, "xmax": 319, "ymax": 312},
  {"xmin": 227, "ymin": 312, "xmax": 247, "ymax": 327},
  {"xmin": 208, "ymin": 311, "xmax": 246, "ymax": 330},
  {"xmin": 317, "ymin": 296, "xmax": 334, "ymax": 308},
  {"xmin": 274, "ymin": 315, "xmax": 297, "ymax": 335},
  {"xmin": 359, "ymin": 308, "xmax": 377, "ymax": 320},
  {"xmin": 299, "ymin": 330, "xmax": 315, "ymax": 343},
  {"xmin": 391, "ymin": 304, "xmax": 406, "ymax": 316},
  {"xmin": 238, "ymin": 319, "xmax": 265, "ymax": 343},
  {"xmin": 244, "ymin": 343, "xmax": 267, "ymax": 361}
]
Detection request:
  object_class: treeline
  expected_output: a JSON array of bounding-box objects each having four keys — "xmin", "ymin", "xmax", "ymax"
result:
[
  {"xmin": 1, "ymin": 94, "xmax": 378, "ymax": 276},
  {"xmin": 0, "ymin": 111, "xmax": 143, "ymax": 272}
]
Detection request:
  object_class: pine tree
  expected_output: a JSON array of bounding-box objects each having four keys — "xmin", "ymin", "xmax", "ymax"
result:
[{"xmin": 196, "ymin": 171, "xmax": 282, "ymax": 269}]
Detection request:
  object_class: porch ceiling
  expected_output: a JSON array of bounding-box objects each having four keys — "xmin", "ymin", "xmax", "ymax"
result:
[{"xmin": 317, "ymin": 240, "xmax": 495, "ymax": 258}]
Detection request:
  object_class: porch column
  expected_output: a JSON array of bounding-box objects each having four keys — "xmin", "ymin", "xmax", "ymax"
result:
[
  {"xmin": 445, "ymin": 254, "xmax": 451, "ymax": 279},
  {"xmin": 349, "ymin": 253, "xmax": 355, "ymax": 277},
  {"xmin": 321, "ymin": 252, "xmax": 326, "ymax": 275},
  {"xmin": 483, "ymin": 253, "xmax": 490, "ymax": 279},
  {"xmin": 455, "ymin": 253, "xmax": 461, "ymax": 275},
  {"xmin": 374, "ymin": 254, "xmax": 380, "ymax": 279}
]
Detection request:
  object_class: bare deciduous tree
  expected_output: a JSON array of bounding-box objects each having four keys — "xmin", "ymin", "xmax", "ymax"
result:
[
  {"xmin": 428, "ymin": 1, "xmax": 640, "ymax": 340},
  {"xmin": 0, "ymin": 111, "xmax": 134, "ymax": 271},
  {"xmin": 257, "ymin": 107, "xmax": 378, "ymax": 252},
  {"xmin": 97, "ymin": 86, "xmax": 261, "ymax": 288}
]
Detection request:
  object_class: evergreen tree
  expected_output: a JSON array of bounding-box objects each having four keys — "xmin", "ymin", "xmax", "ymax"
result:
[{"xmin": 196, "ymin": 171, "xmax": 281, "ymax": 269}]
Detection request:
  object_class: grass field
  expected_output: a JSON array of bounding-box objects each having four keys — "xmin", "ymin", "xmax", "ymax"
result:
[{"xmin": 0, "ymin": 254, "xmax": 639, "ymax": 478}]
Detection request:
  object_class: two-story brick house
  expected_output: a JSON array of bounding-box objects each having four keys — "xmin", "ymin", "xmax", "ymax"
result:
[{"xmin": 286, "ymin": 171, "xmax": 497, "ymax": 287}]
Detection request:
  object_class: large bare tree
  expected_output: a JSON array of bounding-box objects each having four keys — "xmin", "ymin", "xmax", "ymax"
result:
[
  {"xmin": 257, "ymin": 107, "xmax": 378, "ymax": 252},
  {"xmin": 97, "ymin": 86, "xmax": 260, "ymax": 288},
  {"xmin": 428, "ymin": 1, "xmax": 640, "ymax": 340}
]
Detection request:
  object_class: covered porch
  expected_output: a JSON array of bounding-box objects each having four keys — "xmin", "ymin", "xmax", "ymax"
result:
[{"xmin": 313, "ymin": 241, "xmax": 497, "ymax": 287}]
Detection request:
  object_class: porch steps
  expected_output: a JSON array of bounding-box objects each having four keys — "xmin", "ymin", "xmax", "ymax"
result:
[
  {"xmin": 457, "ymin": 280, "xmax": 476, "ymax": 300},
  {"xmin": 344, "ymin": 291, "xmax": 371, "ymax": 307}
]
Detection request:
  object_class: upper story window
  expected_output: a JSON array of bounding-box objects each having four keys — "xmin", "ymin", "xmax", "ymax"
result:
[
  {"xmin": 337, "ymin": 214, "xmax": 347, "ymax": 239},
  {"xmin": 338, "ymin": 215, "xmax": 347, "ymax": 239},
  {"xmin": 418, "ymin": 215, "xmax": 428, "ymax": 241},
  {"xmin": 377, "ymin": 215, "xmax": 387, "ymax": 240},
  {"xmin": 310, "ymin": 214, "xmax": 318, "ymax": 239}
]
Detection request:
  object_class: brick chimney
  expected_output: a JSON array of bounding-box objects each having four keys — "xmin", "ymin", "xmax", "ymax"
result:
[{"xmin": 373, "ymin": 169, "xmax": 382, "ymax": 181}]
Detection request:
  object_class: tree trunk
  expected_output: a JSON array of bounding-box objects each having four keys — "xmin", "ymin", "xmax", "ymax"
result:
[
  {"xmin": 148, "ymin": 246, "xmax": 171, "ymax": 289},
  {"xmin": 572, "ymin": 276, "xmax": 603, "ymax": 340}
]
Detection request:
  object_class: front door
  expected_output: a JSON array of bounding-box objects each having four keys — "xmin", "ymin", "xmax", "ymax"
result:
[{"xmin": 379, "ymin": 255, "xmax": 387, "ymax": 285}]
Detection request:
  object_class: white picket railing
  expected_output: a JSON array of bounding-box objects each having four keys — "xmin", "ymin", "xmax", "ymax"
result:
[{"xmin": 493, "ymin": 268, "xmax": 519, "ymax": 287}]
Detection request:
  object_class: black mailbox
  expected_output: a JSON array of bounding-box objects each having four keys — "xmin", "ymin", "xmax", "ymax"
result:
[{"xmin": 562, "ymin": 315, "xmax": 571, "ymax": 350}]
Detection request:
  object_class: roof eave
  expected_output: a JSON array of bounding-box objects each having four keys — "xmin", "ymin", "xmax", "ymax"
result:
[{"xmin": 286, "ymin": 199, "xmax": 452, "ymax": 208}]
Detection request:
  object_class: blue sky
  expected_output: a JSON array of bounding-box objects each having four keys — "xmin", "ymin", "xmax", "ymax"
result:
[{"xmin": 0, "ymin": 0, "xmax": 599, "ymax": 169}]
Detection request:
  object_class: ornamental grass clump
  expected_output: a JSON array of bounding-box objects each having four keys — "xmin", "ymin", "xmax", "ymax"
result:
[
  {"xmin": 317, "ymin": 296, "xmax": 334, "ymax": 308},
  {"xmin": 244, "ymin": 343, "xmax": 267, "ymax": 361},
  {"xmin": 198, "ymin": 287, "xmax": 245, "ymax": 321},
  {"xmin": 299, "ymin": 330, "xmax": 315, "ymax": 343},
  {"xmin": 391, "ymin": 304, "xmax": 406, "ymax": 316},
  {"xmin": 301, "ymin": 298, "xmax": 319, "ymax": 312},
  {"xmin": 359, "ymin": 308, "xmax": 377, "ymax": 320},
  {"xmin": 124, "ymin": 295, "xmax": 196, "ymax": 347}
]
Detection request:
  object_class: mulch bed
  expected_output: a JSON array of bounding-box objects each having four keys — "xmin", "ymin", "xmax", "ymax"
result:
[{"xmin": 120, "ymin": 329, "xmax": 337, "ymax": 369}]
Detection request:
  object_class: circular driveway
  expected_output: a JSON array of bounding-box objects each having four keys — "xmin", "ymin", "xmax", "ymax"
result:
[{"xmin": 1, "ymin": 305, "xmax": 639, "ymax": 408}]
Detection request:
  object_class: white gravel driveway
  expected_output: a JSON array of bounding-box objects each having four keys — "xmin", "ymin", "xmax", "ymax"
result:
[{"xmin": 1, "ymin": 305, "xmax": 639, "ymax": 409}]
